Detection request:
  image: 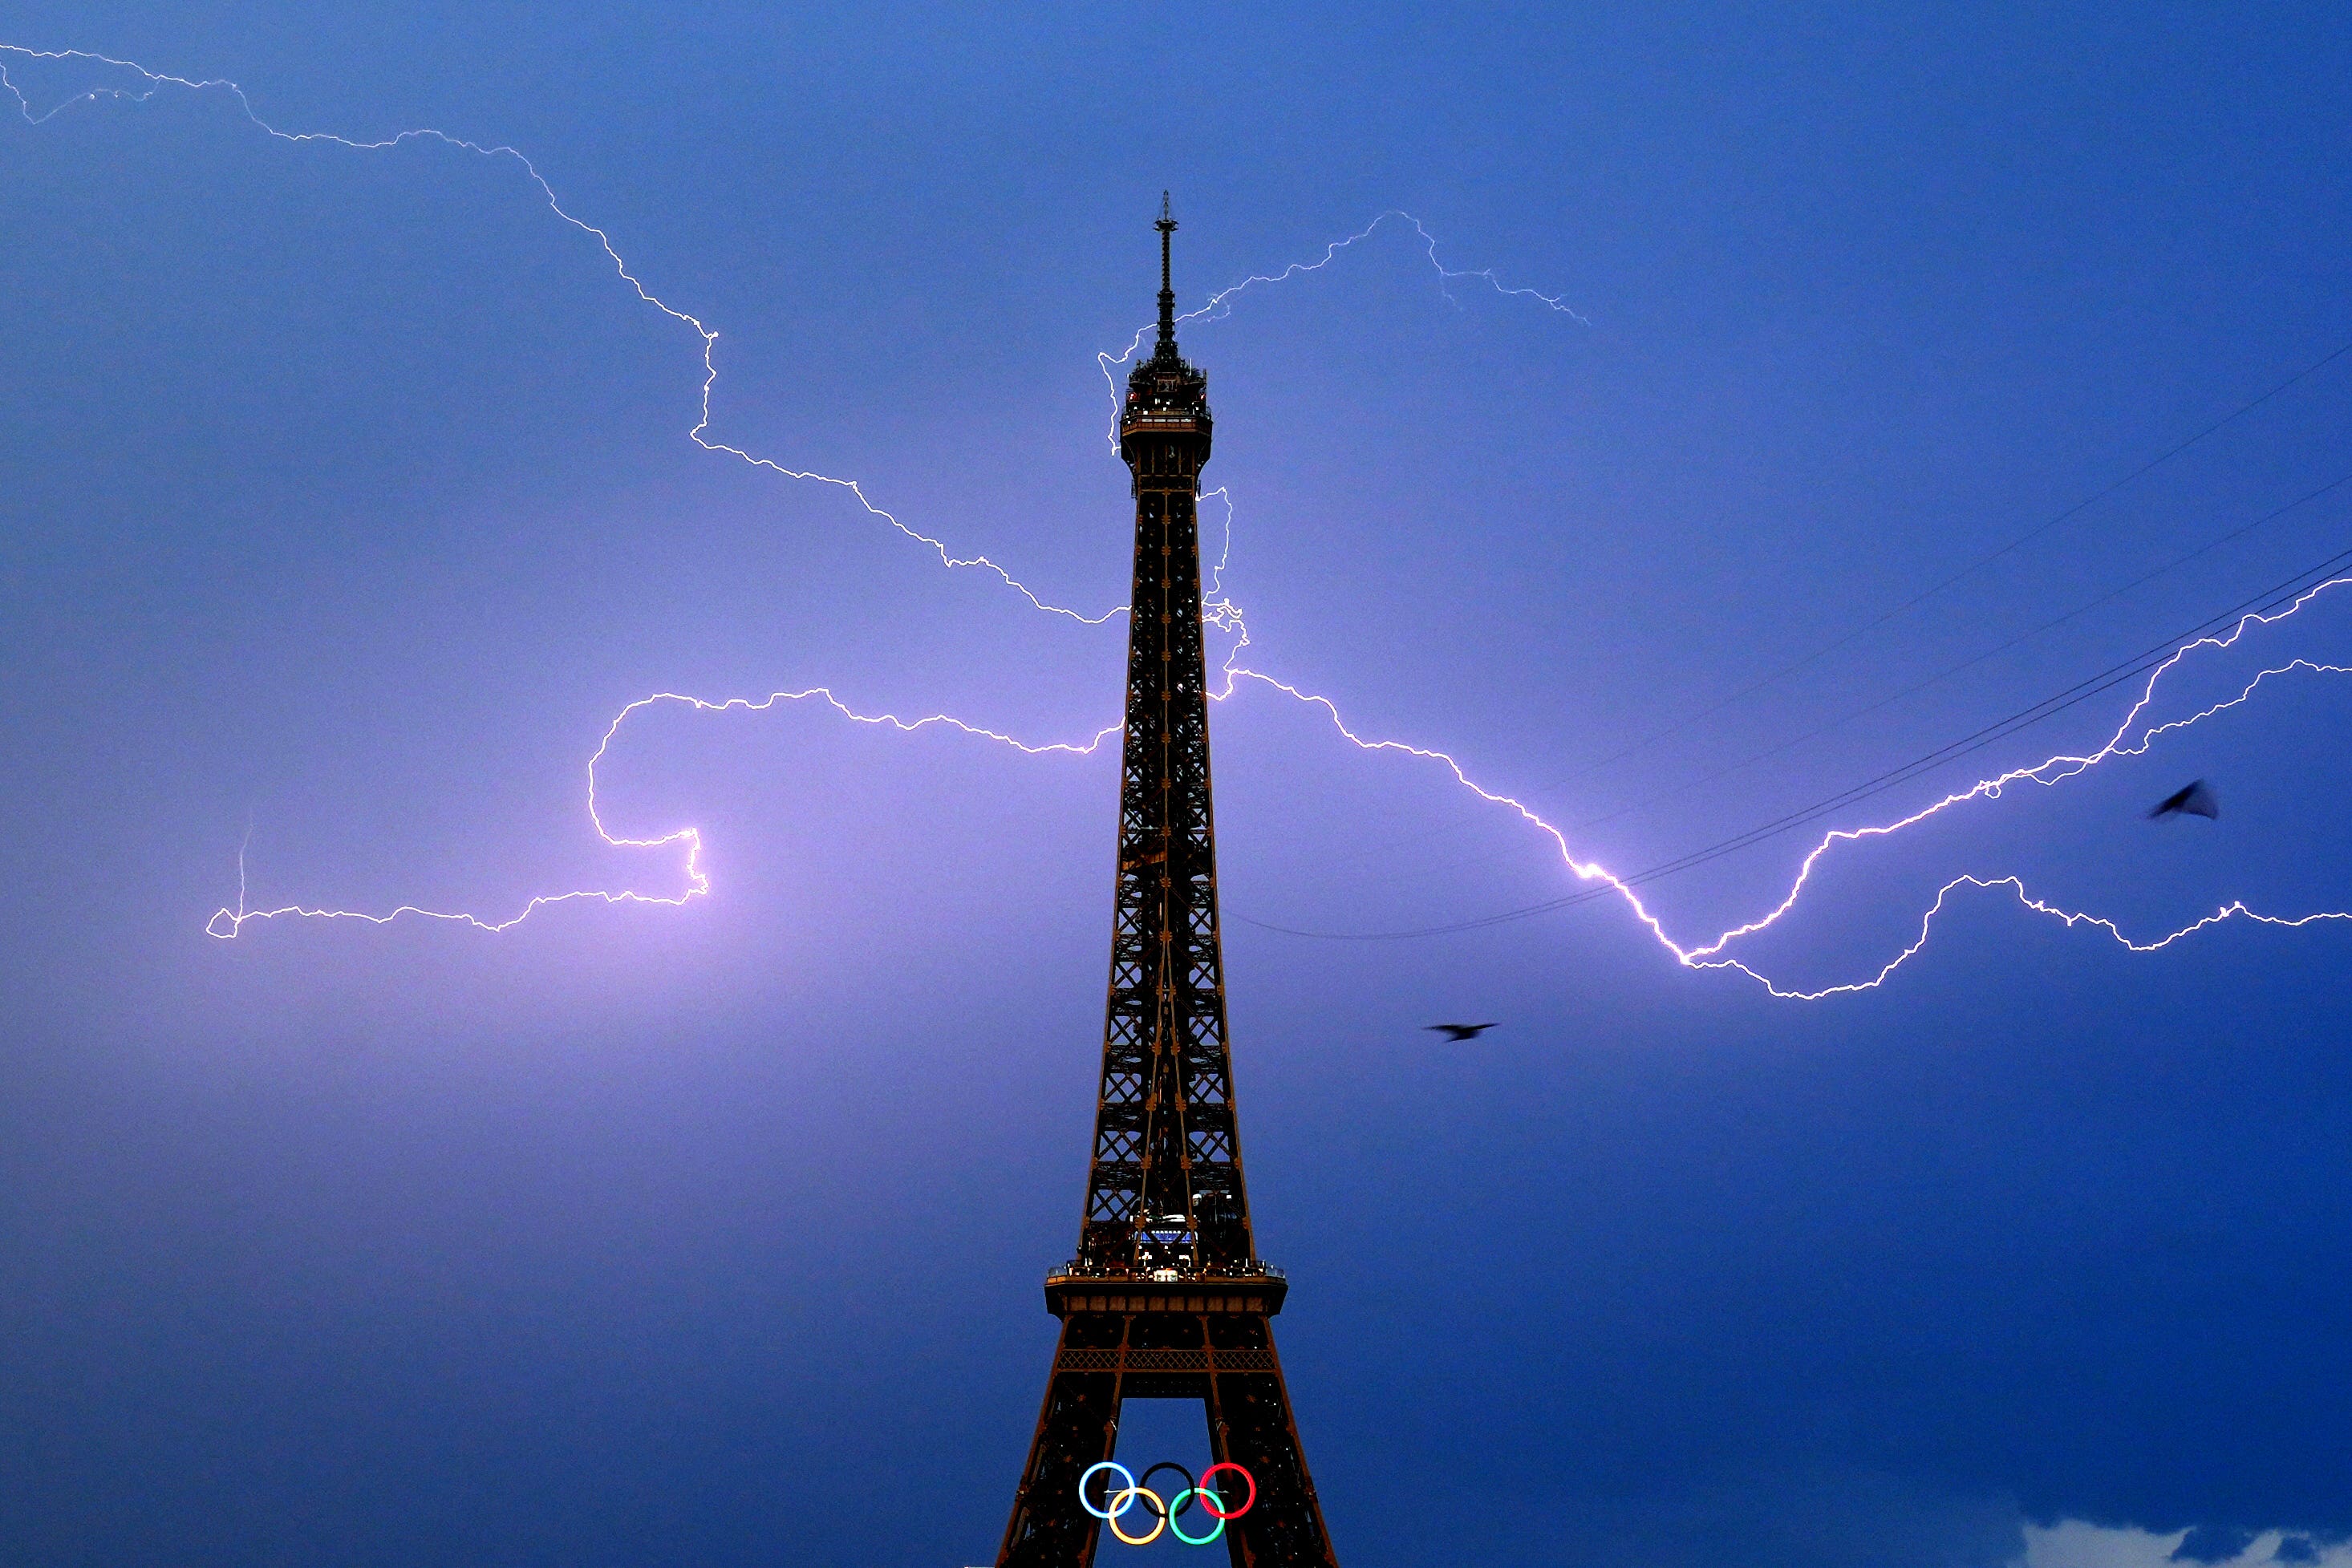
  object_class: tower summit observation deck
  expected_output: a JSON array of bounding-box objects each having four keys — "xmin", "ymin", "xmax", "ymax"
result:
[{"xmin": 995, "ymin": 198, "xmax": 1340, "ymax": 1568}]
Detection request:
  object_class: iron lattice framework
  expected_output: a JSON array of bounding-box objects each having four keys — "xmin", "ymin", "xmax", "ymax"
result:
[{"xmin": 996, "ymin": 201, "xmax": 1340, "ymax": 1568}]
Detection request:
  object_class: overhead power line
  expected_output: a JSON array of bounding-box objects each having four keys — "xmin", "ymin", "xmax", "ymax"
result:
[
  {"xmin": 1547, "ymin": 334, "xmax": 2352, "ymax": 792},
  {"xmin": 1563, "ymin": 467, "xmax": 2352, "ymax": 837}
]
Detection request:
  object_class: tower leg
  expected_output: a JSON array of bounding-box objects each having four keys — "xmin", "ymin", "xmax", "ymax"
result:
[
  {"xmin": 997, "ymin": 1314, "xmax": 1122, "ymax": 1568},
  {"xmin": 1203, "ymin": 1318, "xmax": 1337, "ymax": 1568}
]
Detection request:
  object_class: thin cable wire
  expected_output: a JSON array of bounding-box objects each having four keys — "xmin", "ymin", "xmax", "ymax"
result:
[
  {"xmin": 1563, "ymin": 468, "xmax": 2352, "ymax": 836},
  {"xmin": 1545, "ymin": 335, "xmax": 2352, "ymax": 792}
]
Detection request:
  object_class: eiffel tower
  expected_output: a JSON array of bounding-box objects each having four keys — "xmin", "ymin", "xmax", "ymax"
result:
[{"xmin": 995, "ymin": 200, "xmax": 1340, "ymax": 1568}]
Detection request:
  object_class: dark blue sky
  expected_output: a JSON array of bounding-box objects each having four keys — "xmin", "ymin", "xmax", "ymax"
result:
[{"xmin": 4, "ymin": 5, "xmax": 2351, "ymax": 1564}]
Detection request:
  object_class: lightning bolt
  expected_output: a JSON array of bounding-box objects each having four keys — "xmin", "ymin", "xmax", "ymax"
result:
[
  {"xmin": 0, "ymin": 43, "xmax": 1121, "ymax": 626},
  {"xmin": 1220, "ymin": 579, "xmax": 2352, "ymax": 998},
  {"xmin": 204, "ymin": 690, "xmax": 1124, "ymax": 938},
  {"xmin": 1095, "ymin": 209, "xmax": 1588, "ymax": 446},
  {"xmin": 13, "ymin": 41, "xmax": 2346, "ymax": 996}
]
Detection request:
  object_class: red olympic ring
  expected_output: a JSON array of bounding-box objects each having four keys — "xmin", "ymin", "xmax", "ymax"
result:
[{"xmin": 1197, "ymin": 1462, "xmax": 1255, "ymax": 1520}]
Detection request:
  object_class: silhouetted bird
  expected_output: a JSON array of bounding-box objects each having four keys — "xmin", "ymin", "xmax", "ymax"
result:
[
  {"xmin": 1425, "ymin": 1023, "xmax": 1498, "ymax": 1042},
  {"xmin": 2148, "ymin": 780, "xmax": 2220, "ymax": 821}
]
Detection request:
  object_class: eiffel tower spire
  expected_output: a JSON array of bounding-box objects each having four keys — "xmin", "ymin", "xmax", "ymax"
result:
[
  {"xmin": 996, "ymin": 204, "xmax": 1339, "ymax": 1568},
  {"xmin": 1155, "ymin": 191, "xmax": 1179, "ymax": 357}
]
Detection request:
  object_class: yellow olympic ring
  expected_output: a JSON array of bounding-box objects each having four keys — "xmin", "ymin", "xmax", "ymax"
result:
[{"xmin": 1106, "ymin": 1485, "xmax": 1167, "ymax": 1546}]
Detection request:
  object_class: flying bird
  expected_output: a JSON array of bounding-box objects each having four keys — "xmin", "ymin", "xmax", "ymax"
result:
[
  {"xmin": 1425, "ymin": 1023, "xmax": 1498, "ymax": 1042},
  {"xmin": 2148, "ymin": 780, "xmax": 2220, "ymax": 821}
]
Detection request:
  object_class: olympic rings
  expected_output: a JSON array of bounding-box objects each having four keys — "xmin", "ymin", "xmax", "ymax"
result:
[{"xmin": 1077, "ymin": 1458, "xmax": 1255, "ymax": 1546}]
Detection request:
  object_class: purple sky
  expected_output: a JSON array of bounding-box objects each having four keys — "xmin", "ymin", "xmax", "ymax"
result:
[{"xmin": 4, "ymin": 6, "xmax": 2352, "ymax": 1563}]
